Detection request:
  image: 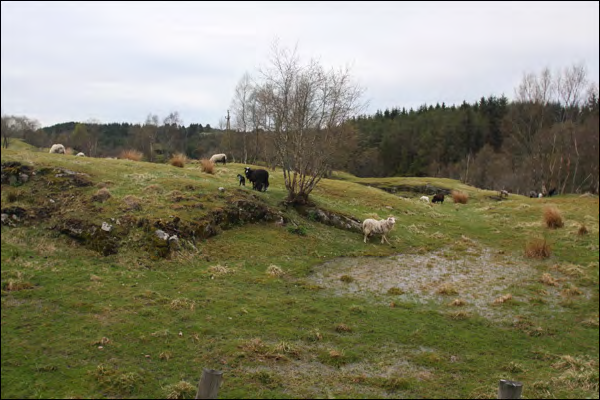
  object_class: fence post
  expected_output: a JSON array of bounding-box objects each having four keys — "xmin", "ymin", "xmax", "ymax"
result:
[
  {"xmin": 195, "ymin": 368, "xmax": 223, "ymax": 399},
  {"xmin": 498, "ymin": 379, "xmax": 523, "ymax": 399}
]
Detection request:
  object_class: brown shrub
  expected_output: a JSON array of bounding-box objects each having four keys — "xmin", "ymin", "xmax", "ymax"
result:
[
  {"xmin": 543, "ymin": 206, "xmax": 564, "ymax": 229},
  {"xmin": 200, "ymin": 159, "xmax": 215, "ymax": 174},
  {"xmin": 451, "ymin": 190, "xmax": 469, "ymax": 204},
  {"xmin": 525, "ymin": 238, "xmax": 552, "ymax": 259},
  {"xmin": 577, "ymin": 224, "xmax": 588, "ymax": 236},
  {"xmin": 120, "ymin": 149, "xmax": 144, "ymax": 161},
  {"xmin": 170, "ymin": 153, "xmax": 187, "ymax": 168}
]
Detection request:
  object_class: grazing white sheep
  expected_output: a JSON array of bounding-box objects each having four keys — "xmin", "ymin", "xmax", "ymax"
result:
[
  {"xmin": 362, "ymin": 216, "xmax": 396, "ymax": 245},
  {"xmin": 419, "ymin": 195, "xmax": 430, "ymax": 203},
  {"xmin": 209, "ymin": 153, "xmax": 227, "ymax": 165},
  {"xmin": 49, "ymin": 144, "xmax": 66, "ymax": 154},
  {"xmin": 76, "ymin": 152, "xmax": 85, "ymax": 157}
]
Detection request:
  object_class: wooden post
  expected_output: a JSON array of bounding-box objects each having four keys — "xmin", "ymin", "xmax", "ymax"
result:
[
  {"xmin": 195, "ymin": 368, "xmax": 223, "ymax": 399},
  {"xmin": 498, "ymin": 379, "xmax": 523, "ymax": 399}
]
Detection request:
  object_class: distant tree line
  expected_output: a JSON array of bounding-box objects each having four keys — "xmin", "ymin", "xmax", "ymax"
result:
[{"xmin": 2, "ymin": 63, "xmax": 598, "ymax": 195}]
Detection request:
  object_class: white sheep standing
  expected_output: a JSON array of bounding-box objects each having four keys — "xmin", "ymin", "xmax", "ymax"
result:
[
  {"xmin": 209, "ymin": 153, "xmax": 227, "ymax": 165},
  {"xmin": 362, "ymin": 216, "xmax": 396, "ymax": 245},
  {"xmin": 419, "ymin": 195, "xmax": 430, "ymax": 203},
  {"xmin": 49, "ymin": 144, "xmax": 66, "ymax": 154}
]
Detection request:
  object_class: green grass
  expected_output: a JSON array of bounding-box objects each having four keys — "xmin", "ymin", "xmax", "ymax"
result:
[{"xmin": 2, "ymin": 146, "xmax": 599, "ymax": 399}]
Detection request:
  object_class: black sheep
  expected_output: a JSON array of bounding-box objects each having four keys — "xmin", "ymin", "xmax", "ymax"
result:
[
  {"xmin": 244, "ymin": 167, "xmax": 270, "ymax": 192},
  {"xmin": 432, "ymin": 193, "xmax": 445, "ymax": 204}
]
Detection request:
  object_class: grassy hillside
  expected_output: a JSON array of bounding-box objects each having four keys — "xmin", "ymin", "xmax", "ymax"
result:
[{"xmin": 2, "ymin": 146, "xmax": 598, "ymax": 399}]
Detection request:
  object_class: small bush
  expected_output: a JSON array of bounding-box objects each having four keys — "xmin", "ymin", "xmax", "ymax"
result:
[
  {"xmin": 543, "ymin": 206, "xmax": 564, "ymax": 229},
  {"xmin": 451, "ymin": 190, "xmax": 469, "ymax": 204},
  {"xmin": 200, "ymin": 159, "xmax": 214, "ymax": 174},
  {"xmin": 169, "ymin": 153, "xmax": 187, "ymax": 168},
  {"xmin": 525, "ymin": 238, "xmax": 552, "ymax": 259},
  {"xmin": 577, "ymin": 224, "xmax": 588, "ymax": 236},
  {"xmin": 120, "ymin": 149, "xmax": 144, "ymax": 161}
]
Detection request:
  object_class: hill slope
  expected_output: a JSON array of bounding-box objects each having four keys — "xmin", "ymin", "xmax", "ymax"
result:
[{"xmin": 2, "ymin": 147, "xmax": 599, "ymax": 399}]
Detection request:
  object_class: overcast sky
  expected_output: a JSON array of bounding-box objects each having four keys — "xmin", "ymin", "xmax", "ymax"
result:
[{"xmin": 1, "ymin": 1, "xmax": 599, "ymax": 128}]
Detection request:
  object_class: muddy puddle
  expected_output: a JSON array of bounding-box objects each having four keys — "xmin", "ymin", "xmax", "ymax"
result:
[{"xmin": 308, "ymin": 244, "xmax": 544, "ymax": 320}]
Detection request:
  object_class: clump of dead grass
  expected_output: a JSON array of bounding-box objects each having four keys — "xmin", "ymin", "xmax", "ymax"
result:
[
  {"xmin": 493, "ymin": 293, "xmax": 513, "ymax": 304},
  {"xmin": 340, "ymin": 275, "xmax": 354, "ymax": 283},
  {"xmin": 144, "ymin": 184, "xmax": 164, "ymax": 194},
  {"xmin": 551, "ymin": 263, "xmax": 585, "ymax": 278},
  {"xmin": 335, "ymin": 323, "xmax": 352, "ymax": 333},
  {"xmin": 543, "ymin": 206, "xmax": 564, "ymax": 229},
  {"xmin": 524, "ymin": 238, "xmax": 551, "ymax": 259},
  {"xmin": 92, "ymin": 187, "xmax": 112, "ymax": 203},
  {"xmin": 580, "ymin": 315, "xmax": 599, "ymax": 327},
  {"xmin": 169, "ymin": 153, "xmax": 187, "ymax": 168},
  {"xmin": 120, "ymin": 149, "xmax": 144, "ymax": 161},
  {"xmin": 539, "ymin": 273, "xmax": 559, "ymax": 286},
  {"xmin": 503, "ymin": 361, "xmax": 526, "ymax": 373},
  {"xmin": 436, "ymin": 283, "xmax": 458, "ymax": 295},
  {"xmin": 163, "ymin": 380, "xmax": 196, "ymax": 399},
  {"xmin": 169, "ymin": 298, "xmax": 195, "ymax": 311},
  {"xmin": 3, "ymin": 279, "xmax": 35, "ymax": 292},
  {"xmin": 447, "ymin": 310, "xmax": 470, "ymax": 320},
  {"xmin": 448, "ymin": 298, "xmax": 466, "ymax": 306},
  {"xmin": 451, "ymin": 190, "xmax": 469, "ymax": 204},
  {"xmin": 577, "ymin": 224, "xmax": 588, "ymax": 236},
  {"xmin": 550, "ymin": 355, "xmax": 599, "ymax": 391},
  {"xmin": 200, "ymin": 159, "xmax": 215, "ymax": 174},
  {"xmin": 122, "ymin": 195, "xmax": 142, "ymax": 211},
  {"xmin": 560, "ymin": 285, "xmax": 582, "ymax": 297},
  {"xmin": 207, "ymin": 264, "xmax": 234, "ymax": 278},
  {"xmin": 266, "ymin": 265, "xmax": 284, "ymax": 277},
  {"xmin": 387, "ymin": 287, "xmax": 404, "ymax": 295}
]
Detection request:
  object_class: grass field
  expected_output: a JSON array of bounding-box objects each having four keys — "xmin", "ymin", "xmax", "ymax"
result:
[{"xmin": 2, "ymin": 144, "xmax": 598, "ymax": 399}]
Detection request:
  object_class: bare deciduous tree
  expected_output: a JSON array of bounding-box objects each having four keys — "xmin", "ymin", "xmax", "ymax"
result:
[
  {"xmin": 144, "ymin": 113, "xmax": 160, "ymax": 162},
  {"xmin": 1, "ymin": 114, "xmax": 40, "ymax": 149},
  {"xmin": 231, "ymin": 72, "xmax": 255, "ymax": 164},
  {"xmin": 243, "ymin": 41, "xmax": 365, "ymax": 204}
]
